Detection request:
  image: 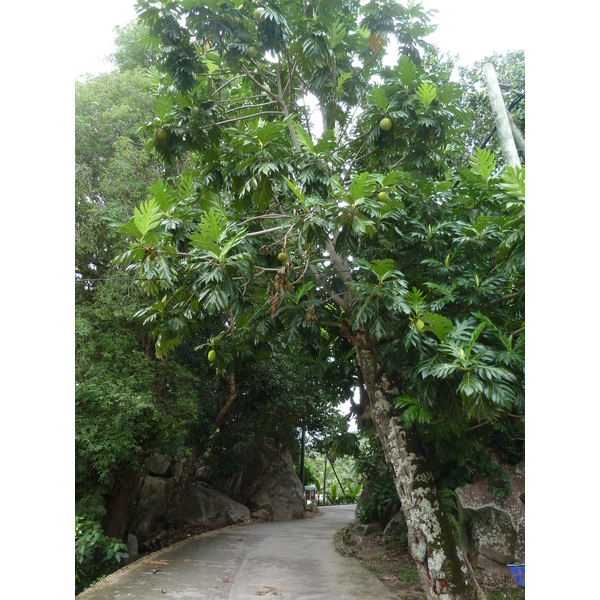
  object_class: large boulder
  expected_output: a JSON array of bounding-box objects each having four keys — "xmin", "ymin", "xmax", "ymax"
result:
[
  {"xmin": 255, "ymin": 451, "xmax": 305, "ymax": 521},
  {"xmin": 247, "ymin": 489, "xmax": 273, "ymax": 521},
  {"xmin": 145, "ymin": 453, "xmax": 173, "ymax": 477},
  {"xmin": 176, "ymin": 481, "xmax": 251, "ymax": 529},
  {"xmin": 209, "ymin": 446, "xmax": 305, "ymax": 522},
  {"xmin": 135, "ymin": 475, "xmax": 173, "ymax": 538},
  {"xmin": 455, "ymin": 462, "xmax": 525, "ymax": 567},
  {"xmin": 209, "ymin": 442, "xmax": 271, "ymax": 501}
]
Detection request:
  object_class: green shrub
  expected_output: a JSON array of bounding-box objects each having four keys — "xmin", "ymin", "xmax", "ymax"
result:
[
  {"xmin": 356, "ymin": 478, "xmax": 401, "ymax": 528},
  {"xmin": 345, "ymin": 482, "xmax": 361, "ymax": 502},
  {"xmin": 75, "ymin": 514, "xmax": 129, "ymax": 594}
]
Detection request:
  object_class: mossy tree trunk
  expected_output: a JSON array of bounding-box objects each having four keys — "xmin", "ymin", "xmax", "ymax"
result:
[{"xmin": 354, "ymin": 335, "xmax": 486, "ymax": 600}]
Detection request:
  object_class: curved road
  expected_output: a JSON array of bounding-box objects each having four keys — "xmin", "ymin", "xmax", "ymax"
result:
[{"xmin": 78, "ymin": 505, "xmax": 398, "ymax": 599}]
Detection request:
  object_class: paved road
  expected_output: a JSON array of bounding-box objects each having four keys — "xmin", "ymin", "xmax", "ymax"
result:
[{"xmin": 77, "ymin": 505, "xmax": 398, "ymax": 599}]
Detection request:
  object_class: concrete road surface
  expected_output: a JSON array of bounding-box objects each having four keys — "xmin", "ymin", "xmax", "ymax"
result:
[{"xmin": 77, "ymin": 505, "xmax": 398, "ymax": 599}]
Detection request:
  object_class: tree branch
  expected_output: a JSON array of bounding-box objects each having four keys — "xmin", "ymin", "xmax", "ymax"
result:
[
  {"xmin": 221, "ymin": 100, "xmax": 279, "ymax": 115},
  {"xmin": 209, "ymin": 74, "xmax": 246, "ymax": 99},
  {"xmin": 240, "ymin": 65, "xmax": 280, "ymax": 102},
  {"xmin": 482, "ymin": 63, "xmax": 521, "ymax": 168},
  {"xmin": 245, "ymin": 223, "xmax": 294, "ymax": 237},
  {"xmin": 486, "ymin": 292, "xmax": 520, "ymax": 306},
  {"xmin": 212, "ymin": 111, "xmax": 283, "ymax": 128}
]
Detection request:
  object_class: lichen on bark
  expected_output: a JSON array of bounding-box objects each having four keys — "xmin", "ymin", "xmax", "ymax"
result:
[{"xmin": 353, "ymin": 339, "xmax": 486, "ymax": 599}]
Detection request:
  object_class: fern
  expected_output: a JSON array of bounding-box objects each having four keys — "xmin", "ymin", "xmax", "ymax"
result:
[
  {"xmin": 500, "ymin": 165, "xmax": 525, "ymax": 204},
  {"xmin": 190, "ymin": 209, "xmax": 225, "ymax": 256},
  {"xmin": 147, "ymin": 179, "xmax": 177, "ymax": 213}
]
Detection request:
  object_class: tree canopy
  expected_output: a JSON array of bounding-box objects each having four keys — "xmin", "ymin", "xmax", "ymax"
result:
[
  {"xmin": 111, "ymin": 1, "xmax": 524, "ymax": 598},
  {"xmin": 75, "ymin": 2, "xmax": 525, "ymax": 597}
]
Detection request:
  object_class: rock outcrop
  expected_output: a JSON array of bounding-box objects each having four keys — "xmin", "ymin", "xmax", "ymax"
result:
[
  {"xmin": 131, "ymin": 446, "xmax": 305, "ymax": 545},
  {"xmin": 176, "ymin": 481, "xmax": 251, "ymax": 529},
  {"xmin": 257, "ymin": 451, "xmax": 305, "ymax": 521},
  {"xmin": 455, "ymin": 462, "xmax": 525, "ymax": 568}
]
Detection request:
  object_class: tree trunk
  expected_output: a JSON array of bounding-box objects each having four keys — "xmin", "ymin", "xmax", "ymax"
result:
[
  {"xmin": 165, "ymin": 372, "xmax": 238, "ymax": 524},
  {"xmin": 300, "ymin": 425, "xmax": 306, "ymax": 486},
  {"xmin": 506, "ymin": 109, "xmax": 525, "ymax": 158},
  {"xmin": 353, "ymin": 335, "xmax": 485, "ymax": 600},
  {"xmin": 322, "ymin": 455, "xmax": 327, "ymax": 505},
  {"xmin": 165, "ymin": 444, "xmax": 201, "ymax": 526},
  {"xmin": 483, "ymin": 63, "xmax": 521, "ymax": 169},
  {"xmin": 102, "ymin": 468, "xmax": 141, "ymax": 540},
  {"xmin": 328, "ymin": 456, "xmax": 346, "ymax": 495}
]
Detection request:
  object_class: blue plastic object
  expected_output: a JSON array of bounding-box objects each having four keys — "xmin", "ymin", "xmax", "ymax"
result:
[{"xmin": 508, "ymin": 563, "xmax": 525, "ymax": 588}]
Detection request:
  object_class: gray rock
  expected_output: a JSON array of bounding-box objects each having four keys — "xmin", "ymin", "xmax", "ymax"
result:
[
  {"xmin": 126, "ymin": 533, "xmax": 138, "ymax": 562},
  {"xmin": 350, "ymin": 522, "xmax": 381, "ymax": 547},
  {"xmin": 145, "ymin": 453, "xmax": 173, "ymax": 477},
  {"xmin": 357, "ymin": 545, "xmax": 385, "ymax": 559},
  {"xmin": 194, "ymin": 465, "xmax": 212, "ymax": 481},
  {"xmin": 172, "ymin": 460, "xmax": 183, "ymax": 480},
  {"xmin": 383, "ymin": 510, "xmax": 407, "ymax": 538},
  {"xmin": 247, "ymin": 489, "xmax": 272, "ymax": 514},
  {"xmin": 176, "ymin": 481, "xmax": 251, "ymax": 529},
  {"xmin": 257, "ymin": 451, "xmax": 305, "ymax": 521},
  {"xmin": 250, "ymin": 509, "xmax": 273, "ymax": 522},
  {"xmin": 456, "ymin": 463, "xmax": 525, "ymax": 566},
  {"xmin": 136, "ymin": 475, "xmax": 172, "ymax": 536}
]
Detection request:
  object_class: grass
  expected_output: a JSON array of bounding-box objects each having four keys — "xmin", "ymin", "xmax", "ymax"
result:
[
  {"xmin": 397, "ymin": 562, "xmax": 420, "ymax": 584},
  {"xmin": 487, "ymin": 588, "xmax": 525, "ymax": 600}
]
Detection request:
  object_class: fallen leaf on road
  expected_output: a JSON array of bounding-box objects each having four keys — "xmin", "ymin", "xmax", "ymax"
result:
[
  {"xmin": 253, "ymin": 587, "xmax": 281, "ymax": 596},
  {"xmin": 183, "ymin": 558, "xmax": 190, "ymax": 563}
]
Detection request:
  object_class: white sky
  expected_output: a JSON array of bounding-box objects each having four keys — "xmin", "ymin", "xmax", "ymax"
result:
[{"xmin": 74, "ymin": 0, "xmax": 527, "ymax": 78}]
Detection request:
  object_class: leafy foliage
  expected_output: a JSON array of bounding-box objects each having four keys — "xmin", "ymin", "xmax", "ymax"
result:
[
  {"xmin": 86, "ymin": 5, "xmax": 526, "ymax": 593},
  {"xmin": 75, "ymin": 514, "xmax": 129, "ymax": 594}
]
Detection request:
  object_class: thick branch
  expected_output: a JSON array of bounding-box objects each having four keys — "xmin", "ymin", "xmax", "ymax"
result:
[
  {"xmin": 214, "ymin": 371, "xmax": 238, "ymax": 426},
  {"xmin": 308, "ymin": 263, "xmax": 353, "ymax": 315},
  {"xmin": 222, "ymin": 100, "xmax": 279, "ymax": 115},
  {"xmin": 212, "ymin": 111, "xmax": 283, "ymax": 128},
  {"xmin": 482, "ymin": 63, "xmax": 521, "ymax": 168},
  {"xmin": 245, "ymin": 223, "xmax": 294, "ymax": 238},
  {"xmin": 506, "ymin": 109, "xmax": 525, "ymax": 157},
  {"xmin": 486, "ymin": 292, "xmax": 520, "ymax": 306}
]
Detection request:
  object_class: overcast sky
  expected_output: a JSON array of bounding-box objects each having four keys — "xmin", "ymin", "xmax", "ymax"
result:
[{"xmin": 74, "ymin": 0, "xmax": 527, "ymax": 78}]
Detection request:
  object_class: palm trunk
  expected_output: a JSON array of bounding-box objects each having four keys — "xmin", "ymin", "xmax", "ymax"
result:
[{"xmin": 353, "ymin": 335, "xmax": 485, "ymax": 600}]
